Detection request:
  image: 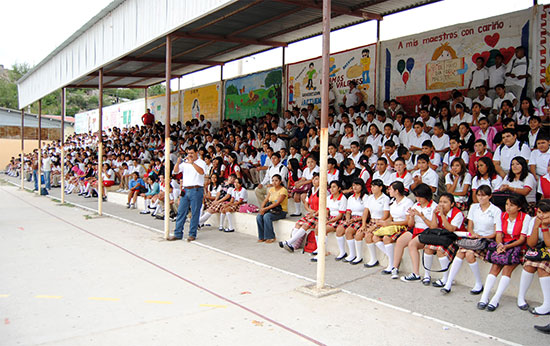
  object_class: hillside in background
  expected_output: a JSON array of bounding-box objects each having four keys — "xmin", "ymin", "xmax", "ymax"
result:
[{"xmin": 0, "ymin": 63, "xmax": 165, "ymax": 116}]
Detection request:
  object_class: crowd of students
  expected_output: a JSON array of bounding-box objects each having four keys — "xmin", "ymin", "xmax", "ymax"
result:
[{"xmin": 4, "ymin": 71, "xmax": 550, "ymax": 331}]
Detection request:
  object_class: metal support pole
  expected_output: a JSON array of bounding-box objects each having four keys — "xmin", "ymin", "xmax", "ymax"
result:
[
  {"xmin": 98, "ymin": 69, "xmax": 104, "ymax": 215},
  {"xmin": 20, "ymin": 109, "xmax": 24, "ymax": 189},
  {"xmin": 316, "ymin": 0, "xmax": 331, "ymax": 290},
  {"xmin": 281, "ymin": 47, "xmax": 286, "ymax": 110},
  {"xmin": 376, "ymin": 19, "xmax": 382, "ymax": 109},
  {"xmin": 220, "ymin": 65, "xmax": 223, "ymax": 81},
  {"xmin": 164, "ymin": 35, "xmax": 172, "ymax": 239},
  {"xmin": 144, "ymin": 87, "xmax": 148, "ymax": 114},
  {"xmin": 61, "ymin": 88, "xmax": 66, "ymax": 203},
  {"xmin": 177, "ymin": 77, "xmax": 182, "ymax": 123},
  {"xmin": 38, "ymin": 100, "xmax": 42, "ymax": 194}
]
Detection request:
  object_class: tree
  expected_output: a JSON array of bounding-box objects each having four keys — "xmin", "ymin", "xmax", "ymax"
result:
[
  {"xmin": 226, "ymin": 84, "xmax": 238, "ymax": 95},
  {"xmin": 148, "ymin": 84, "xmax": 165, "ymax": 96},
  {"xmin": 264, "ymin": 69, "xmax": 282, "ymax": 89}
]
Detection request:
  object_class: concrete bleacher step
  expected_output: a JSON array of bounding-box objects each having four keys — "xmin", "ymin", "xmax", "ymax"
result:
[{"xmin": 103, "ymin": 188, "xmax": 542, "ymax": 302}]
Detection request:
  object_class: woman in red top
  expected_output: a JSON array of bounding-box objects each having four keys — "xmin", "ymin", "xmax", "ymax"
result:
[
  {"xmin": 478, "ymin": 194, "xmax": 531, "ymax": 311},
  {"xmin": 280, "ymin": 173, "xmax": 319, "ymax": 252}
]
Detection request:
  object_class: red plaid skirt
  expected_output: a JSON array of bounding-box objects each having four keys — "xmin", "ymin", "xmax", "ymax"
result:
[
  {"xmin": 342, "ymin": 216, "xmax": 364, "ymax": 232},
  {"xmin": 524, "ymin": 260, "xmax": 550, "ymax": 274},
  {"xmin": 223, "ymin": 203, "xmax": 241, "ymax": 213},
  {"xmin": 327, "ymin": 215, "xmax": 345, "ymax": 228},
  {"xmin": 457, "ymin": 248, "xmax": 488, "ymax": 260},
  {"xmin": 295, "ymin": 214, "xmax": 318, "ymax": 229},
  {"xmin": 425, "ymin": 244, "xmax": 458, "ymax": 260},
  {"xmin": 208, "ymin": 201, "xmax": 228, "ymax": 213}
]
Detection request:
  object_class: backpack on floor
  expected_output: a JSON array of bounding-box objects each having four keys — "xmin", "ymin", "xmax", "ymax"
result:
[{"xmin": 302, "ymin": 231, "xmax": 317, "ymax": 254}]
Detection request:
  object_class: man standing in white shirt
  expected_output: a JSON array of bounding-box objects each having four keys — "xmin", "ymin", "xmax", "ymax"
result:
[
  {"xmin": 169, "ymin": 145, "xmax": 206, "ymax": 242},
  {"xmin": 488, "ymin": 53, "xmax": 507, "ymax": 100},
  {"xmin": 42, "ymin": 152, "xmax": 52, "ymax": 190},
  {"xmin": 343, "ymin": 80, "xmax": 362, "ymax": 109},
  {"xmin": 505, "ymin": 46, "xmax": 531, "ymax": 101},
  {"xmin": 472, "ymin": 85, "xmax": 493, "ymax": 114},
  {"xmin": 467, "ymin": 57, "xmax": 489, "ymax": 99}
]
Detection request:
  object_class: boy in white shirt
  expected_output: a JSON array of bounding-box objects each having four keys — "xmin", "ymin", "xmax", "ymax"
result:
[
  {"xmin": 431, "ymin": 123, "xmax": 450, "ymax": 156},
  {"xmin": 409, "ymin": 121, "xmax": 430, "ymax": 154},
  {"xmin": 411, "ymin": 154, "xmax": 439, "ymax": 195},
  {"xmin": 529, "ymin": 134, "xmax": 550, "ymax": 180}
]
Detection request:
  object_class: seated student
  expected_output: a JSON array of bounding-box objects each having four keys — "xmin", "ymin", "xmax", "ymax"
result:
[
  {"xmin": 369, "ymin": 181, "xmax": 414, "ymax": 276},
  {"xmin": 390, "ymin": 157, "xmax": 413, "ymax": 193},
  {"xmin": 458, "ymin": 122, "xmax": 476, "ymax": 153},
  {"xmin": 411, "ymin": 154, "xmax": 439, "ymax": 195},
  {"xmin": 395, "ymin": 184, "xmax": 438, "ymax": 283},
  {"xmin": 499, "ymin": 157, "xmax": 537, "ymax": 213},
  {"xmin": 126, "ymin": 172, "xmax": 146, "ymax": 209},
  {"xmin": 445, "ymin": 158, "xmax": 472, "ymax": 210},
  {"xmin": 527, "ymin": 116, "xmax": 543, "ymax": 149},
  {"xmin": 398, "ymin": 145, "xmax": 417, "ymax": 172},
  {"xmin": 311, "ymin": 181, "xmax": 347, "ymax": 262},
  {"xmin": 421, "ymin": 140, "xmax": 442, "ymax": 172},
  {"xmin": 362, "ymin": 144, "xmax": 378, "ymax": 170},
  {"xmin": 287, "ymin": 159, "xmax": 304, "ymax": 217},
  {"xmin": 473, "ymin": 88, "xmax": 493, "ymax": 115},
  {"xmin": 256, "ymin": 174, "xmax": 288, "ymax": 243},
  {"xmin": 471, "ymin": 157, "xmax": 503, "ymax": 203},
  {"xmin": 493, "ymin": 128, "xmax": 531, "ymax": 177},
  {"xmin": 409, "ymin": 121, "xmax": 431, "ymax": 154},
  {"xmin": 529, "ymin": 133, "xmax": 550, "ymax": 180},
  {"xmin": 372, "ymin": 157, "xmax": 393, "ymax": 188},
  {"xmin": 431, "ymin": 123, "xmax": 450, "ymax": 156},
  {"xmin": 478, "ymin": 194, "xmax": 531, "ymax": 311},
  {"xmin": 378, "ymin": 124, "xmax": 400, "ymax": 156},
  {"xmin": 328, "ymin": 143, "xmax": 345, "ymax": 165},
  {"xmin": 469, "ymin": 139, "xmax": 493, "ymax": 177},
  {"xmin": 474, "ymin": 117, "xmax": 498, "ymax": 152},
  {"xmin": 327, "ymin": 158, "xmax": 340, "ymax": 184},
  {"xmin": 340, "ymin": 158, "xmax": 361, "ymax": 196},
  {"xmin": 219, "ymin": 178, "xmax": 248, "ymax": 233},
  {"xmin": 408, "ymin": 192, "xmax": 465, "ymax": 287},
  {"xmin": 139, "ymin": 175, "xmax": 160, "ymax": 214},
  {"xmin": 348, "ymin": 141, "xmax": 363, "ymax": 167},
  {"xmin": 539, "ymin": 160, "xmax": 550, "ymax": 199},
  {"xmin": 354, "ymin": 116, "xmax": 368, "ymax": 143},
  {"xmin": 340, "ymin": 124, "xmax": 360, "ymax": 152},
  {"xmin": 366, "ymin": 124, "xmax": 383, "ymax": 151},
  {"xmin": 334, "ymin": 179, "xmax": 370, "ymax": 264},
  {"xmin": 380, "ymin": 140, "xmax": 398, "ymax": 170},
  {"xmin": 361, "ymin": 179, "xmax": 391, "ymax": 267},
  {"xmin": 418, "ymin": 107, "xmax": 436, "ymax": 135},
  {"xmin": 199, "ymin": 175, "xmax": 236, "ymax": 229},
  {"xmin": 517, "ymin": 199, "xmax": 550, "ymax": 315},
  {"xmin": 280, "ymin": 174, "xmax": 320, "ymax": 252},
  {"xmin": 442, "ymin": 137, "xmax": 470, "ymax": 175},
  {"xmin": 450, "ymin": 103, "xmax": 473, "ymax": 133},
  {"xmin": 442, "ymin": 185, "xmax": 501, "ymax": 294}
]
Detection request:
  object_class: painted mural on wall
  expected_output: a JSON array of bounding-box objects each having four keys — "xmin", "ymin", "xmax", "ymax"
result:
[
  {"xmin": 381, "ymin": 8, "xmax": 531, "ymax": 113},
  {"xmin": 286, "ymin": 43, "xmax": 377, "ymax": 110},
  {"xmin": 146, "ymin": 91, "xmax": 180, "ymax": 124},
  {"xmin": 536, "ymin": 5, "xmax": 550, "ymax": 90},
  {"xmin": 182, "ymin": 82, "xmax": 221, "ymax": 124},
  {"xmin": 224, "ymin": 68, "xmax": 282, "ymax": 121}
]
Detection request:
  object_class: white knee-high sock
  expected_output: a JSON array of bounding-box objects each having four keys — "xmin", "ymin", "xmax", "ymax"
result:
[
  {"xmin": 480, "ymin": 274, "xmax": 497, "ymax": 304},
  {"xmin": 535, "ymin": 277, "xmax": 550, "ymax": 314},
  {"xmin": 288, "ymin": 228, "xmax": 306, "ymax": 245},
  {"xmin": 366, "ymin": 243, "xmax": 377, "ymax": 264},
  {"xmin": 354, "ymin": 240, "xmax": 363, "ymax": 261},
  {"xmin": 150, "ymin": 200, "xmax": 158, "ymax": 208},
  {"xmin": 346, "ymin": 239, "xmax": 356, "ymax": 260},
  {"xmin": 438, "ymin": 257, "xmax": 451, "ymax": 283},
  {"xmin": 444, "ymin": 257, "xmax": 463, "ymax": 290},
  {"xmin": 144, "ymin": 199, "xmax": 150, "ymax": 210},
  {"xmin": 489, "ymin": 276, "xmax": 511, "ymax": 306},
  {"xmin": 294, "ymin": 202, "xmax": 301, "ymax": 214},
  {"xmin": 154, "ymin": 204, "xmax": 162, "ymax": 215},
  {"xmin": 226, "ymin": 213, "xmax": 234, "ymax": 230},
  {"xmin": 469, "ymin": 262, "xmax": 483, "ymax": 291},
  {"xmin": 423, "ymin": 253, "xmax": 434, "ymax": 278},
  {"xmin": 199, "ymin": 212, "xmax": 212, "ymax": 224},
  {"xmin": 219, "ymin": 213, "xmax": 225, "ymax": 228},
  {"xmin": 385, "ymin": 243, "xmax": 395, "ymax": 270},
  {"xmin": 336, "ymin": 236, "xmax": 346, "ymax": 257},
  {"xmin": 375, "ymin": 241, "xmax": 386, "ymax": 256},
  {"xmin": 517, "ymin": 270, "xmax": 534, "ymax": 306}
]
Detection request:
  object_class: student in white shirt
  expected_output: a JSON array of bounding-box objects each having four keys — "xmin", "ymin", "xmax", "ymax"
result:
[
  {"xmin": 220, "ymin": 178, "xmax": 248, "ymax": 232},
  {"xmin": 328, "ymin": 143, "xmax": 345, "ymax": 165},
  {"xmin": 399, "ymin": 183, "xmax": 438, "ymax": 282},
  {"xmin": 370, "ymin": 181, "xmax": 414, "ymax": 276},
  {"xmin": 390, "ymin": 158, "xmax": 413, "ymax": 193},
  {"xmin": 493, "ymin": 128, "xmax": 531, "ymax": 177},
  {"xmin": 479, "ymin": 194, "xmax": 531, "ymax": 311},
  {"xmin": 450, "ymin": 103, "xmax": 473, "ymax": 133},
  {"xmin": 473, "ymin": 86, "xmax": 493, "ymax": 114},
  {"xmin": 366, "ymin": 124, "xmax": 383, "ymax": 151},
  {"xmin": 361, "ymin": 179, "xmax": 391, "ymax": 267},
  {"xmin": 442, "ymin": 137, "xmax": 470, "ymax": 175},
  {"xmin": 372, "ymin": 158, "xmax": 393, "ymax": 188},
  {"xmin": 340, "ymin": 124, "xmax": 360, "ymax": 152},
  {"xmin": 471, "ymin": 156, "xmax": 503, "ymax": 202},
  {"xmin": 492, "ymin": 84, "xmax": 518, "ymax": 116},
  {"xmin": 445, "ymin": 158, "xmax": 472, "ymax": 209},
  {"xmin": 409, "ymin": 121, "xmax": 430, "ymax": 153},
  {"xmin": 529, "ymin": 133, "xmax": 550, "ymax": 179},
  {"xmin": 442, "ymin": 185, "xmax": 501, "ymax": 294},
  {"xmin": 431, "ymin": 123, "xmax": 450, "ymax": 156},
  {"xmin": 505, "ymin": 46, "xmax": 531, "ymax": 101},
  {"xmin": 411, "ymin": 154, "xmax": 439, "ymax": 194},
  {"xmin": 498, "ymin": 157, "xmax": 537, "ymax": 204},
  {"xmin": 398, "ymin": 116, "xmax": 415, "ymax": 149},
  {"xmin": 488, "ymin": 53, "xmax": 507, "ymax": 99},
  {"xmin": 467, "ymin": 56, "xmax": 489, "ymax": 98}
]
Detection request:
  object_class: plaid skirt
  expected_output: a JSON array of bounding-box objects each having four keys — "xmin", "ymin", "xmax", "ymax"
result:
[
  {"xmin": 457, "ymin": 247, "xmax": 488, "ymax": 260},
  {"xmin": 425, "ymin": 244, "xmax": 458, "ymax": 260},
  {"xmin": 373, "ymin": 226, "xmax": 407, "ymax": 241},
  {"xmin": 524, "ymin": 260, "xmax": 550, "ymax": 274},
  {"xmin": 204, "ymin": 199, "xmax": 216, "ymax": 210},
  {"xmin": 223, "ymin": 203, "xmax": 241, "ymax": 213},
  {"xmin": 327, "ymin": 215, "xmax": 345, "ymax": 228},
  {"xmin": 342, "ymin": 216, "xmax": 364, "ymax": 232},
  {"xmin": 295, "ymin": 214, "xmax": 318, "ymax": 229},
  {"xmin": 208, "ymin": 201, "xmax": 228, "ymax": 213}
]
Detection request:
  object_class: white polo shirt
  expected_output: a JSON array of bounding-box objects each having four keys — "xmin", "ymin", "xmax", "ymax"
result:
[
  {"xmin": 443, "ymin": 150, "xmax": 470, "ymax": 167},
  {"xmin": 329, "ymin": 152, "xmax": 345, "ymax": 165},
  {"xmin": 529, "ymin": 149, "xmax": 550, "ymax": 177},
  {"xmin": 445, "ymin": 172, "xmax": 472, "ymax": 204},
  {"xmin": 399, "ymin": 128, "xmax": 414, "ymax": 148},
  {"xmin": 473, "ymin": 95, "xmax": 493, "ymax": 109},
  {"xmin": 366, "ymin": 194, "xmax": 390, "ymax": 220},
  {"xmin": 261, "ymin": 163, "xmax": 289, "ymax": 186},
  {"xmin": 493, "ymin": 92, "xmax": 517, "ymax": 111},
  {"xmin": 391, "ymin": 171, "xmax": 413, "ymax": 192},
  {"xmin": 469, "ymin": 67, "xmax": 489, "ymax": 88},
  {"xmin": 340, "ymin": 134, "xmax": 360, "ymax": 150},
  {"xmin": 493, "ymin": 141, "xmax": 531, "ymax": 172},
  {"xmin": 411, "ymin": 201, "xmax": 438, "ymax": 230},
  {"xmin": 178, "ymin": 158, "xmax": 207, "ymax": 187},
  {"xmin": 231, "ymin": 187, "xmax": 248, "ymax": 203},
  {"xmin": 327, "ymin": 193, "xmax": 347, "ymax": 217},
  {"xmin": 498, "ymin": 174, "xmax": 537, "ymax": 203},
  {"xmin": 409, "ymin": 132, "xmax": 430, "ymax": 149},
  {"xmin": 467, "ymin": 203, "xmax": 501, "ymax": 236},
  {"xmin": 346, "ymin": 194, "xmax": 368, "ymax": 217},
  {"xmin": 488, "ymin": 64, "xmax": 507, "ymax": 88},
  {"xmin": 373, "ymin": 169, "xmax": 393, "ymax": 187},
  {"xmin": 471, "ymin": 175, "xmax": 503, "ymax": 192},
  {"xmin": 431, "ymin": 134, "xmax": 450, "ymax": 152},
  {"xmin": 390, "ymin": 197, "xmax": 414, "ymax": 222},
  {"xmin": 413, "ymin": 168, "xmax": 439, "ymax": 192},
  {"xmin": 450, "ymin": 113, "xmax": 473, "ymax": 128}
]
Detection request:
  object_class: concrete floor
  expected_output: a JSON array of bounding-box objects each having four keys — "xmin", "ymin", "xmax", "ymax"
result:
[{"xmin": 1, "ymin": 178, "xmax": 548, "ymax": 345}]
